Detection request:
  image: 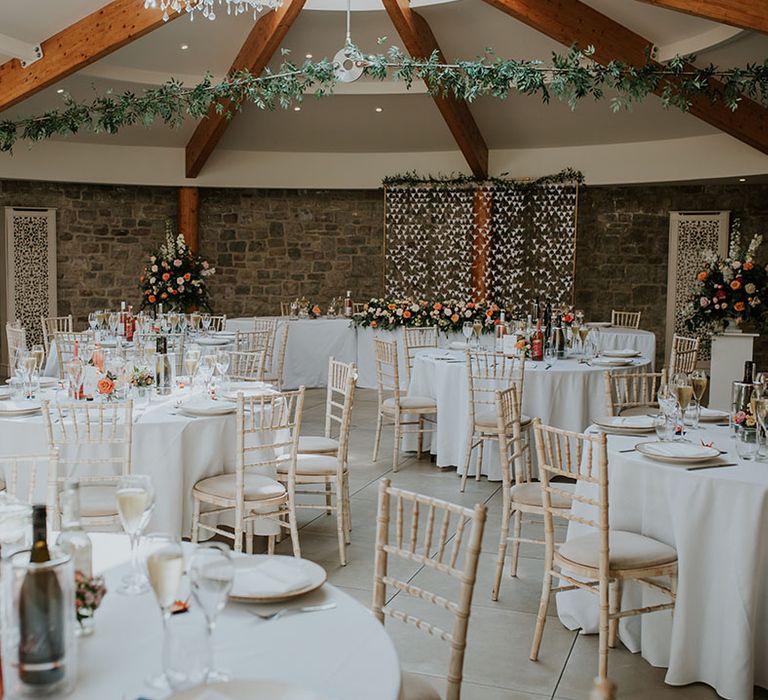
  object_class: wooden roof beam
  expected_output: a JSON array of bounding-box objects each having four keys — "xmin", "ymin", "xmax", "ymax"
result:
[
  {"xmin": 633, "ymin": 1, "xmax": 768, "ymax": 35},
  {"xmin": 185, "ymin": 0, "xmax": 306, "ymax": 179},
  {"xmin": 381, "ymin": 0, "xmax": 489, "ymax": 177},
  {"xmin": 480, "ymin": 0, "xmax": 768, "ymax": 155},
  {"xmin": 0, "ymin": 0, "xmax": 181, "ymax": 113}
]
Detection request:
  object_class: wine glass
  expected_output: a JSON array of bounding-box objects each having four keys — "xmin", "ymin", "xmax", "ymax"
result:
[
  {"xmin": 672, "ymin": 373, "xmax": 693, "ymax": 432},
  {"xmin": 201, "ymin": 314, "xmax": 212, "ymax": 336},
  {"xmin": 690, "ymin": 370, "xmax": 708, "ymax": 429},
  {"xmin": 215, "ymin": 350, "xmax": 230, "ymax": 389},
  {"xmin": 117, "ymin": 474, "xmax": 155, "ymax": 595},
  {"xmin": 88, "ymin": 312, "xmax": 98, "ymax": 332},
  {"xmin": 472, "ymin": 320, "xmax": 483, "ymax": 348},
  {"xmin": 197, "ymin": 354, "xmax": 216, "ymax": 392},
  {"xmin": 189, "ymin": 543, "xmax": 235, "ymax": 682},
  {"xmin": 65, "ymin": 359, "xmax": 84, "ymax": 400},
  {"xmin": 141, "ymin": 533, "xmax": 186, "ymax": 689},
  {"xmin": 31, "ymin": 344, "xmax": 45, "ymax": 372},
  {"xmin": 754, "ymin": 372, "xmax": 768, "ymax": 399},
  {"xmin": 752, "ymin": 396, "xmax": 768, "ymax": 461},
  {"xmin": 108, "ymin": 312, "xmax": 120, "ymax": 340},
  {"xmin": 462, "ymin": 321, "xmax": 473, "ymax": 345}
]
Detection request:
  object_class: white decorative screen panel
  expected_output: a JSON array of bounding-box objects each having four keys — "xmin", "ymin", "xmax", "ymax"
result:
[
  {"xmin": 665, "ymin": 210, "xmax": 729, "ymax": 362},
  {"xmin": 1, "ymin": 208, "xmax": 57, "ymax": 370}
]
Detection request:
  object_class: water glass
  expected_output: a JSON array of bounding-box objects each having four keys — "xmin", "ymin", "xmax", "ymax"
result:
[
  {"xmin": 653, "ymin": 413, "xmax": 671, "ymax": 441},
  {"xmin": 735, "ymin": 427, "xmax": 758, "ymax": 461}
]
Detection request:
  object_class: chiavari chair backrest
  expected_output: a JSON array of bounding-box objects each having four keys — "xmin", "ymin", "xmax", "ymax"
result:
[
  {"xmin": 235, "ymin": 329, "xmax": 270, "ymax": 354},
  {"xmin": 373, "ymin": 338, "xmax": 401, "ymax": 407},
  {"xmin": 532, "ymin": 419, "xmax": 609, "ymax": 572},
  {"xmin": 372, "ymin": 479, "xmax": 487, "ymax": 700},
  {"xmin": 353, "ymin": 302, "xmax": 366, "ymax": 314},
  {"xmin": 466, "ymin": 350, "xmax": 525, "ymax": 424},
  {"xmin": 280, "ymin": 301, "xmax": 291, "ymax": 317},
  {"xmin": 0, "ymin": 452, "xmax": 57, "ymax": 506},
  {"xmin": 208, "ymin": 315, "xmax": 227, "ymax": 332},
  {"xmin": 41, "ymin": 315, "xmax": 73, "ymax": 355},
  {"xmin": 55, "ymin": 331, "xmax": 95, "ymax": 379},
  {"xmin": 269, "ymin": 324, "xmax": 290, "ymax": 389},
  {"xmin": 403, "ymin": 326, "xmax": 439, "ymax": 382},
  {"xmin": 610, "ymin": 310, "xmax": 641, "ymax": 329},
  {"xmin": 669, "ymin": 334, "xmax": 700, "ymax": 375},
  {"xmin": 236, "ymin": 388, "xmax": 304, "ymax": 501},
  {"xmin": 253, "ymin": 318, "xmax": 278, "ymax": 365},
  {"xmin": 229, "ymin": 350, "xmax": 266, "ymax": 382},
  {"xmin": 495, "ymin": 384, "xmax": 527, "ymax": 486},
  {"xmin": 603, "ymin": 369, "xmax": 667, "ymax": 416},
  {"xmin": 5, "ymin": 322, "xmax": 27, "ymax": 376},
  {"xmin": 324, "ymin": 358, "xmax": 357, "ymax": 461}
]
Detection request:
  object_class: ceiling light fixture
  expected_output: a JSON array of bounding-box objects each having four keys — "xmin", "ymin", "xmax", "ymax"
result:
[
  {"xmin": 375, "ymin": 107, "xmax": 383, "ymax": 112},
  {"xmin": 294, "ymin": 106, "xmax": 301, "ymax": 111},
  {"xmin": 180, "ymin": 44, "xmax": 189, "ymax": 50},
  {"xmin": 305, "ymin": 53, "xmax": 313, "ymax": 59},
  {"xmin": 333, "ymin": 0, "xmax": 364, "ymax": 83},
  {"xmin": 56, "ymin": 88, "xmax": 65, "ymax": 94},
  {"xmin": 739, "ymin": 177, "xmax": 747, "ymax": 182},
  {"xmin": 144, "ymin": 0, "xmax": 282, "ymax": 22}
]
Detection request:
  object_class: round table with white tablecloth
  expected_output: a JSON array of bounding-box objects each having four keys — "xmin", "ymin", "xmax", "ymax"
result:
[
  {"xmin": 227, "ymin": 317, "xmax": 357, "ymax": 389},
  {"xmin": 557, "ymin": 424, "xmax": 768, "ymax": 700},
  {"xmin": 36, "ymin": 534, "xmax": 401, "ymax": 700},
  {"xmin": 0, "ymin": 389, "xmax": 283, "ymax": 537},
  {"xmin": 404, "ymin": 348, "xmax": 651, "ymax": 480},
  {"xmin": 590, "ymin": 326, "xmax": 657, "ymax": 367}
]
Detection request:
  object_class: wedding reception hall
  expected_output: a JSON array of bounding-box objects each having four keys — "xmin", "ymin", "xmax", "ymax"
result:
[{"xmin": 0, "ymin": 0, "xmax": 766, "ymax": 698}]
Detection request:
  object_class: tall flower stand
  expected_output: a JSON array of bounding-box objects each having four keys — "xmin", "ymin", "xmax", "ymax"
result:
[{"xmin": 709, "ymin": 332, "xmax": 759, "ymax": 411}]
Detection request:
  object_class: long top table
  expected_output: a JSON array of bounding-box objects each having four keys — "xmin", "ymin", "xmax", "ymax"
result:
[{"xmin": 558, "ymin": 424, "xmax": 768, "ymax": 700}]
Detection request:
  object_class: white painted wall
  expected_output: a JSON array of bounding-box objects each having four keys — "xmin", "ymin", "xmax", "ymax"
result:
[{"xmin": 0, "ymin": 133, "xmax": 764, "ymax": 188}]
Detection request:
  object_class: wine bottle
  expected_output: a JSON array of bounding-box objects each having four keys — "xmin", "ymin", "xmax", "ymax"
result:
[
  {"xmin": 743, "ymin": 361, "xmax": 754, "ymax": 385},
  {"xmin": 531, "ymin": 319, "xmax": 544, "ymax": 362},
  {"xmin": 495, "ymin": 310, "xmax": 507, "ymax": 352},
  {"xmin": 155, "ymin": 335, "xmax": 172, "ymax": 396},
  {"xmin": 19, "ymin": 505, "xmax": 66, "ymax": 688},
  {"xmin": 543, "ymin": 301, "xmax": 552, "ymax": 352},
  {"xmin": 56, "ymin": 481, "xmax": 92, "ymax": 578},
  {"xmin": 344, "ymin": 290, "xmax": 353, "ymax": 318}
]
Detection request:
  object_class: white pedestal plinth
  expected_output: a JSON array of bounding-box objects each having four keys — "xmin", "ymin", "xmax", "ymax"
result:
[{"xmin": 709, "ymin": 332, "xmax": 759, "ymax": 411}]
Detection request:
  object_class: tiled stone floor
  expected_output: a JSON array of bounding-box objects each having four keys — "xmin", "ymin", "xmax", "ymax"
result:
[{"xmin": 273, "ymin": 389, "xmax": 765, "ymax": 700}]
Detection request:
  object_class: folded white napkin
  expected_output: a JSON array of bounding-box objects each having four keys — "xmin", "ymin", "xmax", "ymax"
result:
[
  {"xmin": 0, "ymin": 400, "xmax": 42, "ymax": 413},
  {"xmin": 602, "ymin": 349, "xmax": 640, "ymax": 358},
  {"xmin": 686, "ymin": 406, "xmax": 728, "ymax": 420},
  {"xmin": 599, "ymin": 416, "xmax": 653, "ymax": 429},
  {"xmin": 179, "ymin": 397, "xmax": 234, "ymax": 415},
  {"xmin": 643, "ymin": 442, "xmax": 713, "ymax": 458},
  {"xmin": 232, "ymin": 557, "xmax": 313, "ymax": 598}
]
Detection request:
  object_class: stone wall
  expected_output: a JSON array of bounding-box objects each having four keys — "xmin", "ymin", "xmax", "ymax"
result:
[{"xmin": 2, "ymin": 176, "xmax": 768, "ymax": 369}]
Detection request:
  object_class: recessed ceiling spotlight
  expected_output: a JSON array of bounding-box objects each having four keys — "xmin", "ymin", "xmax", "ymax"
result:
[
  {"xmin": 739, "ymin": 177, "xmax": 747, "ymax": 182},
  {"xmin": 180, "ymin": 44, "xmax": 189, "ymax": 50},
  {"xmin": 294, "ymin": 106, "xmax": 301, "ymax": 112},
  {"xmin": 375, "ymin": 107, "xmax": 383, "ymax": 113},
  {"xmin": 305, "ymin": 53, "xmax": 313, "ymax": 59},
  {"xmin": 56, "ymin": 88, "xmax": 64, "ymax": 94}
]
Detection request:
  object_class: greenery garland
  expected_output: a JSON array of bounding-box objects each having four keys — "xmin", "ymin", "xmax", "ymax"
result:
[
  {"xmin": 1, "ymin": 44, "xmax": 767, "ymax": 153},
  {"xmin": 382, "ymin": 167, "xmax": 584, "ymax": 188}
]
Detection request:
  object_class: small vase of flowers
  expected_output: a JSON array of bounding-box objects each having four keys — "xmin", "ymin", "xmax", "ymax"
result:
[{"xmin": 75, "ymin": 572, "xmax": 107, "ymax": 637}]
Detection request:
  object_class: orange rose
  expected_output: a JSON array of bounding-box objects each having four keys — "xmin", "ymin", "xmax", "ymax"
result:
[
  {"xmin": 403, "ymin": 310, "xmax": 412, "ymax": 319},
  {"xmin": 312, "ymin": 305, "xmax": 322, "ymax": 315},
  {"xmin": 371, "ymin": 320, "xmax": 378, "ymax": 328},
  {"xmin": 696, "ymin": 271, "xmax": 708, "ymax": 281},
  {"xmin": 730, "ymin": 279, "xmax": 742, "ymax": 290},
  {"xmin": 162, "ymin": 273, "xmax": 171, "ymax": 282},
  {"xmin": 433, "ymin": 303, "xmax": 442, "ymax": 311},
  {"xmin": 161, "ymin": 292, "xmax": 168, "ymax": 299},
  {"xmin": 734, "ymin": 301, "xmax": 746, "ymax": 312},
  {"xmin": 516, "ymin": 339, "xmax": 526, "ymax": 349},
  {"xmin": 451, "ymin": 313, "xmax": 459, "ymax": 323},
  {"xmin": 184, "ymin": 272, "xmax": 191, "ymax": 281},
  {"xmin": 388, "ymin": 303, "xmax": 396, "ymax": 310},
  {"xmin": 744, "ymin": 262, "xmax": 754, "ymax": 270},
  {"xmin": 148, "ymin": 295, "xmax": 156, "ymax": 303},
  {"xmin": 485, "ymin": 309, "xmax": 493, "ymax": 317},
  {"xmin": 97, "ymin": 377, "xmax": 114, "ymax": 396},
  {"xmin": 140, "ymin": 275, "xmax": 145, "ymax": 283}
]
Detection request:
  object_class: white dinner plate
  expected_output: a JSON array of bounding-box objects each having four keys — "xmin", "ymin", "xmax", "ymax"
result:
[
  {"xmin": 592, "ymin": 357, "xmax": 634, "ymax": 367},
  {"xmin": 686, "ymin": 406, "xmax": 729, "ymax": 422},
  {"xmin": 178, "ymin": 398, "xmax": 236, "ymax": 417},
  {"xmin": 601, "ymin": 349, "xmax": 641, "ymax": 358},
  {"xmin": 0, "ymin": 400, "xmax": 42, "ymax": 416},
  {"xmin": 168, "ymin": 680, "xmax": 331, "ymax": 700},
  {"xmin": 220, "ymin": 382, "xmax": 276, "ymax": 401},
  {"xmin": 5, "ymin": 376, "xmax": 58, "ymax": 388},
  {"xmin": 635, "ymin": 441, "xmax": 720, "ymax": 464},
  {"xmin": 593, "ymin": 415, "xmax": 655, "ymax": 433},
  {"xmin": 587, "ymin": 322, "xmax": 612, "ymax": 328},
  {"xmin": 229, "ymin": 554, "xmax": 327, "ymax": 602},
  {"xmin": 196, "ymin": 336, "xmax": 231, "ymax": 346}
]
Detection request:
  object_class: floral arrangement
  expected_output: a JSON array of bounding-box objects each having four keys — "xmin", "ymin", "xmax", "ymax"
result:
[
  {"xmin": 96, "ymin": 371, "xmax": 117, "ymax": 400},
  {"xmin": 140, "ymin": 221, "xmax": 215, "ymax": 313},
  {"xmin": 354, "ymin": 298, "xmax": 503, "ymax": 333},
  {"xmin": 685, "ymin": 222, "xmax": 768, "ymax": 336},
  {"xmin": 75, "ymin": 572, "xmax": 107, "ymax": 628},
  {"xmin": 129, "ymin": 367, "xmax": 154, "ymax": 388}
]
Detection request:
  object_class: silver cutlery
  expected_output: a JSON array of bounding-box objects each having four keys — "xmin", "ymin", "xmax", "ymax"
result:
[
  {"xmin": 686, "ymin": 462, "xmax": 737, "ymax": 471},
  {"xmin": 248, "ymin": 602, "xmax": 336, "ymax": 621}
]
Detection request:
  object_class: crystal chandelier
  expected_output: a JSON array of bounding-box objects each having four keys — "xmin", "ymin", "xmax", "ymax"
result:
[{"xmin": 144, "ymin": 0, "xmax": 283, "ymax": 22}]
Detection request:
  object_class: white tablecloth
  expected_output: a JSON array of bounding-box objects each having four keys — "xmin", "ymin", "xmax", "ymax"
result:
[
  {"xmin": 0, "ymin": 390, "xmax": 278, "ymax": 537},
  {"xmin": 405, "ymin": 349, "xmax": 651, "ymax": 480},
  {"xmin": 228, "ymin": 317, "xmax": 357, "ymax": 389},
  {"xmin": 557, "ymin": 425, "xmax": 768, "ymax": 700},
  {"xmin": 592, "ymin": 327, "xmax": 656, "ymax": 368},
  {"xmin": 38, "ymin": 534, "xmax": 401, "ymax": 700}
]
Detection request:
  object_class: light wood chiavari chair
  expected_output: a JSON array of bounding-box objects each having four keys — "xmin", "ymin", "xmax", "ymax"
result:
[
  {"xmin": 43, "ymin": 400, "xmax": 134, "ymax": 531},
  {"xmin": 461, "ymin": 350, "xmax": 531, "ymax": 492},
  {"xmin": 191, "ymin": 389, "xmax": 304, "ymax": 555},
  {"xmin": 0, "ymin": 451, "xmax": 58, "ymax": 509},
  {"xmin": 229, "ymin": 350, "xmax": 267, "ymax": 382},
  {"xmin": 530, "ymin": 419, "xmax": 678, "ymax": 680},
  {"xmin": 280, "ymin": 301, "xmax": 292, "ymax": 317},
  {"xmin": 403, "ymin": 326, "xmax": 439, "ymax": 383},
  {"xmin": 41, "ymin": 315, "xmax": 73, "ymax": 357},
  {"xmin": 55, "ymin": 331, "xmax": 95, "ymax": 379},
  {"xmin": 234, "ymin": 329, "xmax": 271, "ymax": 356},
  {"xmin": 209, "ymin": 315, "xmax": 227, "ymax": 332},
  {"xmin": 6, "ymin": 322, "xmax": 27, "ymax": 377},
  {"xmin": 373, "ymin": 478, "xmax": 486, "ymax": 700},
  {"xmin": 278, "ymin": 361, "xmax": 356, "ymax": 565},
  {"xmin": 253, "ymin": 318, "xmax": 278, "ymax": 366},
  {"xmin": 603, "ymin": 369, "xmax": 667, "ymax": 417},
  {"xmin": 352, "ymin": 302, "xmax": 366, "ymax": 314},
  {"xmin": 669, "ymin": 334, "xmax": 700, "ymax": 375},
  {"xmin": 590, "ymin": 677, "xmax": 618, "ymax": 700},
  {"xmin": 491, "ymin": 385, "xmax": 574, "ymax": 599},
  {"xmin": 610, "ymin": 310, "xmax": 641, "ymax": 329},
  {"xmin": 261, "ymin": 322, "xmax": 289, "ymax": 388},
  {"xmin": 372, "ymin": 338, "xmax": 437, "ymax": 472}
]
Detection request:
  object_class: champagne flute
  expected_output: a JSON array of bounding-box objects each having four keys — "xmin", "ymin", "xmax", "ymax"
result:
[
  {"xmin": 65, "ymin": 359, "xmax": 84, "ymax": 400},
  {"xmin": 215, "ymin": 350, "xmax": 230, "ymax": 389},
  {"xmin": 108, "ymin": 312, "xmax": 120, "ymax": 340},
  {"xmin": 201, "ymin": 314, "xmax": 211, "ymax": 336},
  {"xmin": 673, "ymin": 374, "xmax": 693, "ymax": 433},
  {"xmin": 117, "ymin": 474, "xmax": 155, "ymax": 595},
  {"xmin": 189, "ymin": 543, "xmax": 234, "ymax": 682},
  {"xmin": 462, "ymin": 321, "xmax": 473, "ymax": 345},
  {"xmin": 197, "ymin": 354, "xmax": 216, "ymax": 392},
  {"xmin": 88, "ymin": 312, "xmax": 99, "ymax": 332},
  {"xmin": 472, "ymin": 320, "xmax": 483, "ymax": 349},
  {"xmin": 31, "ymin": 344, "xmax": 45, "ymax": 372},
  {"xmin": 690, "ymin": 370, "xmax": 708, "ymax": 429}
]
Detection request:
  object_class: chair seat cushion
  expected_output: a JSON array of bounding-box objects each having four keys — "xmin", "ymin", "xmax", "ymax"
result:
[
  {"xmin": 194, "ymin": 473, "xmax": 286, "ymax": 502},
  {"xmin": 401, "ymin": 671, "xmax": 441, "ymax": 700},
  {"xmin": 558, "ymin": 530, "xmax": 677, "ymax": 571},
  {"xmin": 476, "ymin": 411, "xmax": 532, "ymax": 429},
  {"xmin": 80, "ymin": 485, "xmax": 119, "ymax": 518},
  {"xmin": 277, "ymin": 454, "xmax": 343, "ymax": 476},
  {"xmin": 298, "ymin": 435, "xmax": 339, "ymax": 454},
  {"xmin": 511, "ymin": 482, "xmax": 573, "ymax": 509},
  {"xmin": 383, "ymin": 396, "xmax": 437, "ymax": 412}
]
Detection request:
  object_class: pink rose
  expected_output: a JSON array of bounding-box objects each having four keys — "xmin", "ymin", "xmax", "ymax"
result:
[{"xmin": 173, "ymin": 259, "xmax": 182, "ymax": 267}]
